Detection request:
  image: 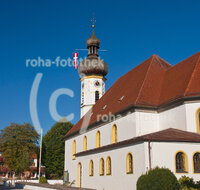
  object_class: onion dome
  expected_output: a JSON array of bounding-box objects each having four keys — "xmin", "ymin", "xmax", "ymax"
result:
[
  {"xmin": 78, "ymin": 56, "xmax": 108, "ymax": 76},
  {"xmin": 86, "ymin": 32, "xmax": 100, "ymax": 48},
  {"xmin": 78, "ymin": 26, "xmax": 108, "ymax": 77}
]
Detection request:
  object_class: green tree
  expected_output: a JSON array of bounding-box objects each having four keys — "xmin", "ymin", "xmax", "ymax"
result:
[
  {"xmin": 137, "ymin": 167, "xmax": 181, "ymax": 190},
  {"xmin": 0, "ymin": 123, "xmax": 39, "ymax": 175},
  {"xmin": 42, "ymin": 122, "xmax": 73, "ymax": 179}
]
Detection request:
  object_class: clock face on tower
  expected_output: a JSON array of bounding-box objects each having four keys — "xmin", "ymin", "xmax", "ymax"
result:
[{"xmin": 94, "ymin": 80, "xmax": 100, "ymax": 87}]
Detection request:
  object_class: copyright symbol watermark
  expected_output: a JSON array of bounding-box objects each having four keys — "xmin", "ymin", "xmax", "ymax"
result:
[{"xmin": 29, "ymin": 73, "xmax": 75, "ymax": 133}]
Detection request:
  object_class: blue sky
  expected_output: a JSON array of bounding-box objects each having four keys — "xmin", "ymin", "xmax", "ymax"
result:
[{"xmin": 0, "ymin": 0, "xmax": 200, "ymax": 134}]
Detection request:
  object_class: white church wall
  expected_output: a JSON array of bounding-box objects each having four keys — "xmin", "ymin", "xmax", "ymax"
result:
[
  {"xmin": 135, "ymin": 111, "xmax": 159, "ymax": 136},
  {"xmin": 159, "ymin": 104, "xmax": 187, "ymax": 131},
  {"xmin": 66, "ymin": 143, "xmax": 146, "ymax": 190},
  {"xmin": 65, "ymin": 111, "xmax": 137, "ymax": 159},
  {"xmin": 151, "ymin": 142, "xmax": 200, "ymax": 181},
  {"xmin": 158, "ymin": 101, "xmax": 200, "ymax": 133},
  {"xmin": 185, "ymin": 102, "xmax": 200, "ymax": 133}
]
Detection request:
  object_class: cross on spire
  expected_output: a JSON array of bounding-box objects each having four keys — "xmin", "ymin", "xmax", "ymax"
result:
[{"xmin": 91, "ymin": 16, "xmax": 96, "ymax": 32}]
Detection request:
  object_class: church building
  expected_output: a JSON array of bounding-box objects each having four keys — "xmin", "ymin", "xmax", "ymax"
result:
[{"xmin": 64, "ymin": 26, "xmax": 200, "ymax": 190}]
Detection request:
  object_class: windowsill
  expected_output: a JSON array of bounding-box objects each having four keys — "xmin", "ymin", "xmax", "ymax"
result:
[
  {"xmin": 126, "ymin": 172, "xmax": 133, "ymax": 174},
  {"xmin": 176, "ymin": 171, "xmax": 188, "ymax": 174}
]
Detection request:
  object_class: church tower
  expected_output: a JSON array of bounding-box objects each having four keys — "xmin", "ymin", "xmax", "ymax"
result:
[{"xmin": 78, "ymin": 23, "xmax": 108, "ymax": 118}]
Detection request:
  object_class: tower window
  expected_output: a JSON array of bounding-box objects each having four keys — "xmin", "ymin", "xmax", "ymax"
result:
[
  {"xmin": 99, "ymin": 158, "xmax": 104, "ymax": 176},
  {"xmin": 89, "ymin": 160, "xmax": 94, "ymax": 176},
  {"xmin": 112, "ymin": 124, "xmax": 117, "ymax": 143},
  {"xmin": 193, "ymin": 152, "xmax": 200, "ymax": 173},
  {"xmin": 126, "ymin": 153, "xmax": 133, "ymax": 174},
  {"xmin": 95, "ymin": 91, "xmax": 99, "ymax": 102},
  {"xmin": 106, "ymin": 156, "xmax": 112, "ymax": 175},
  {"xmin": 175, "ymin": 151, "xmax": 188, "ymax": 173}
]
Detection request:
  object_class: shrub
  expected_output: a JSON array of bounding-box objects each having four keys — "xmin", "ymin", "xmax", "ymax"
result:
[
  {"xmin": 39, "ymin": 176, "xmax": 48, "ymax": 184},
  {"xmin": 179, "ymin": 176, "xmax": 195, "ymax": 189},
  {"xmin": 179, "ymin": 176, "xmax": 200, "ymax": 190},
  {"xmin": 137, "ymin": 167, "xmax": 181, "ymax": 190}
]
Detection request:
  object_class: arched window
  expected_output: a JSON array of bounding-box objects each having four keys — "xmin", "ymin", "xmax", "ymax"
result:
[
  {"xmin": 126, "ymin": 153, "xmax": 133, "ymax": 174},
  {"xmin": 72, "ymin": 140, "xmax": 76, "ymax": 160},
  {"xmin": 196, "ymin": 108, "xmax": 200, "ymax": 134},
  {"xmin": 112, "ymin": 124, "xmax": 117, "ymax": 143},
  {"xmin": 77, "ymin": 162, "xmax": 82, "ymax": 188},
  {"xmin": 89, "ymin": 160, "xmax": 94, "ymax": 176},
  {"xmin": 83, "ymin": 136, "xmax": 87, "ymax": 151},
  {"xmin": 193, "ymin": 152, "xmax": 200, "ymax": 173},
  {"xmin": 106, "ymin": 156, "xmax": 112, "ymax": 175},
  {"xmin": 175, "ymin": 151, "xmax": 188, "ymax": 173},
  {"xmin": 99, "ymin": 158, "xmax": 104, "ymax": 176},
  {"xmin": 96, "ymin": 131, "xmax": 101, "ymax": 148},
  {"xmin": 95, "ymin": 91, "xmax": 99, "ymax": 102}
]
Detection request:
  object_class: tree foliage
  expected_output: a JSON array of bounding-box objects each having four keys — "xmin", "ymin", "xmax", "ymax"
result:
[
  {"xmin": 42, "ymin": 122, "xmax": 73, "ymax": 179},
  {"xmin": 0, "ymin": 123, "xmax": 39, "ymax": 174},
  {"xmin": 179, "ymin": 176, "xmax": 200, "ymax": 190},
  {"xmin": 137, "ymin": 167, "xmax": 181, "ymax": 190}
]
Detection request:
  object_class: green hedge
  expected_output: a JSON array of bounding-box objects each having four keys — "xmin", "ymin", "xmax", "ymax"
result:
[
  {"xmin": 39, "ymin": 176, "xmax": 48, "ymax": 184},
  {"xmin": 137, "ymin": 167, "xmax": 180, "ymax": 190}
]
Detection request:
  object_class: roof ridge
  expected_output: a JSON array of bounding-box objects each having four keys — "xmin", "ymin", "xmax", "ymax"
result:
[
  {"xmin": 154, "ymin": 55, "xmax": 171, "ymax": 69},
  {"xmin": 184, "ymin": 54, "xmax": 200, "ymax": 96},
  {"xmin": 135, "ymin": 56, "xmax": 155, "ymax": 104},
  {"xmin": 165, "ymin": 51, "xmax": 200, "ymax": 72}
]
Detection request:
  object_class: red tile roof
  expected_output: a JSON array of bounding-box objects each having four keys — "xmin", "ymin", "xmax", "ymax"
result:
[
  {"xmin": 76, "ymin": 128, "xmax": 200, "ymax": 156},
  {"xmin": 65, "ymin": 52, "xmax": 200, "ymax": 138},
  {"xmin": 159, "ymin": 52, "xmax": 200, "ymax": 105}
]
